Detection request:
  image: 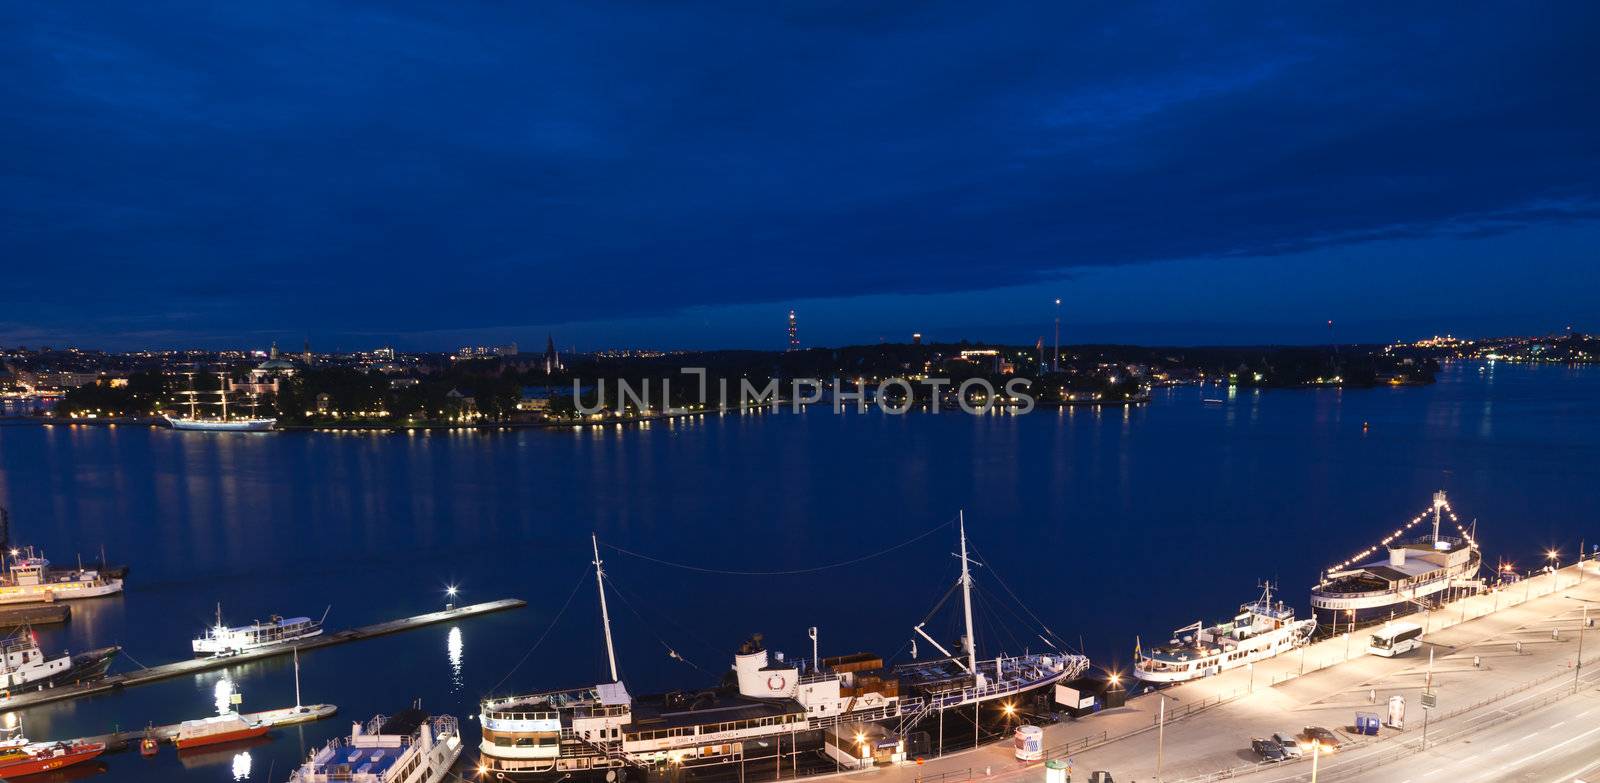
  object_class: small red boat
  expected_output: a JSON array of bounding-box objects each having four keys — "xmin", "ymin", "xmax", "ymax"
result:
[
  {"xmin": 174, "ymin": 712, "xmax": 269, "ymax": 750},
  {"xmin": 0, "ymin": 738, "xmax": 107, "ymax": 778}
]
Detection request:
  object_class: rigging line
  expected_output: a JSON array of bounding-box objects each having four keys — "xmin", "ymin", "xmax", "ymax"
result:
[
  {"xmin": 600, "ymin": 515, "xmax": 956, "ymax": 576},
  {"xmin": 603, "ymin": 572, "xmax": 721, "ymax": 661},
  {"xmin": 969, "ymin": 545, "xmax": 1066, "ymax": 648},
  {"xmin": 488, "ymin": 570, "xmax": 590, "ymax": 695},
  {"xmin": 979, "ymin": 586, "xmax": 1029, "ymax": 658},
  {"xmin": 604, "ymin": 573, "xmax": 709, "ymax": 675}
]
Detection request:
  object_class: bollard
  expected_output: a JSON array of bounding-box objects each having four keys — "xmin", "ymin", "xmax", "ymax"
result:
[
  {"xmin": 1473, "ymin": 655, "xmax": 1481, "ymax": 668},
  {"xmin": 1516, "ymin": 640, "xmax": 1523, "ymax": 654}
]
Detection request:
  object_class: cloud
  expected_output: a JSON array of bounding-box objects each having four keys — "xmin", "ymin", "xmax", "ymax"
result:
[{"xmin": 0, "ymin": 1, "xmax": 1596, "ymax": 346}]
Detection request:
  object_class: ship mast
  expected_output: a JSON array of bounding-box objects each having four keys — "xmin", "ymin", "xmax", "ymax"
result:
[
  {"xmin": 592, "ymin": 533, "xmax": 619, "ymax": 683},
  {"xmin": 1432, "ymin": 490, "xmax": 1446, "ymax": 545},
  {"xmin": 217, "ymin": 372, "xmax": 229, "ymax": 421},
  {"xmin": 959, "ymin": 511, "xmax": 977, "ymax": 676}
]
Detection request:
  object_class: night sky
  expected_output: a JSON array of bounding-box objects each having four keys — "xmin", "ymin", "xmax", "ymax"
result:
[{"xmin": 3, "ymin": 3, "xmax": 1597, "ymax": 351}]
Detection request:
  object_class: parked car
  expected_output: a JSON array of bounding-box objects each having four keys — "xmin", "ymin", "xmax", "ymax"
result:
[
  {"xmin": 1251, "ymin": 738, "xmax": 1286, "ymax": 762},
  {"xmin": 1270, "ymin": 732, "xmax": 1304, "ymax": 758},
  {"xmin": 1297, "ymin": 726, "xmax": 1342, "ymax": 751}
]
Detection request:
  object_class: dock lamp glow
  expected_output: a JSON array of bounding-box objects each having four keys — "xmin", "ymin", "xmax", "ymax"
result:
[{"xmin": 446, "ymin": 585, "xmax": 459, "ymax": 610}]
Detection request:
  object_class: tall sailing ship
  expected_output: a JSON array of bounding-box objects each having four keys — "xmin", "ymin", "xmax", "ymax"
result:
[
  {"xmin": 1132, "ymin": 582, "xmax": 1314, "ymax": 684},
  {"xmin": 477, "ymin": 516, "xmax": 1089, "ymax": 783},
  {"xmin": 1310, "ymin": 491, "xmax": 1483, "ymax": 630},
  {"xmin": 164, "ymin": 372, "xmax": 277, "ymax": 432}
]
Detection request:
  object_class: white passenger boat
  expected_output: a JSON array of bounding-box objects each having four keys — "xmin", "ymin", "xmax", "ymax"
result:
[
  {"xmin": 0, "ymin": 548, "xmax": 123, "ymax": 606},
  {"xmin": 477, "ymin": 515, "xmax": 1090, "ymax": 782},
  {"xmin": 192, "ymin": 605, "xmax": 328, "ymax": 657},
  {"xmin": 288, "ymin": 707, "xmax": 463, "ymax": 783},
  {"xmin": 1133, "ymin": 582, "xmax": 1314, "ymax": 684},
  {"xmin": 1310, "ymin": 491, "xmax": 1483, "ymax": 631}
]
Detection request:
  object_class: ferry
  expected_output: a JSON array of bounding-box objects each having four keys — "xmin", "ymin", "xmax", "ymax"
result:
[
  {"xmin": 0, "ymin": 630, "xmax": 120, "ymax": 693},
  {"xmin": 288, "ymin": 706, "xmax": 463, "ymax": 783},
  {"xmin": 175, "ymin": 711, "xmax": 269, "ymax": 750},
  {"xmin": 1133, "ymin": 583, "xmax": 1314, "ymax": 684},
  {"xmin": 0, "ymin": 723, "xmax": 106, "ymax": 777},
  {"xmin": 192, "ymin": 605, "xmax": 328, "ymax": 657},
  {"xmin": 477, "ymin": 517, "xmax": 1089, "ymax": 782},
  {"xmin": 0, "ymin": 547, "xmax": 123, "ymax": 605},
  {"xmin": 1310, "ymin": 491, "xmax": 1483, "ymax": 630}
]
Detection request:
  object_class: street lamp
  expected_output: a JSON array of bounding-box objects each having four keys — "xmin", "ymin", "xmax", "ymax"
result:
[
  {"xmin": 445, "ymin": 584, "xmax": 459, "ymax": 610},
  {"xmin": 1309, "ymin": 739, "xmax": 1325, "ymax": 783},
  {"xmin": 1568, "ymin": 597, "xmax": 1596, "ymax": 694}
]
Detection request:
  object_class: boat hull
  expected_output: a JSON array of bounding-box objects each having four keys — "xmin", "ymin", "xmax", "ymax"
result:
[
  {"xmin": 174, "ymin": 724, "xmax": 270, "ymax": 750},
  {"xmin": 0, "ymin": 578, "xmax": 123, "ymax": 606},
  {"xmin": 0, "ymin": 742, "xmax": 106, "ymax": 777},
  {"xmin": 164, "ymin": 416, "xmax": 277, "ymax": 432}
]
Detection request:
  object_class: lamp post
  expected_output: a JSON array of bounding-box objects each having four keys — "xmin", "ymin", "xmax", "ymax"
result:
[
  {"xmin": 1248, "ymin": 661, "xmax": 1255, "ymax": 694},
  {"xmin": 445, "ymin": 584, "xmax": 458, "ymax": 610},
  {"xmin": 1309, "ymin": 739, "xmax": 1323, "ymax": 783},
  {"xmin": 1568, "ymin": 597, "xmax": 1596, "ymax": 694},
  {"xmin": 1155, "ymin": 692, "xmax": 1177, "ymax": 782}
]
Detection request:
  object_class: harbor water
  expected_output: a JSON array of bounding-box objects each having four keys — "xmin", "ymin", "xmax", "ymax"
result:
[{"xmin": 0, "ymin": 360, "xmax": 1594, "ymax": 781}]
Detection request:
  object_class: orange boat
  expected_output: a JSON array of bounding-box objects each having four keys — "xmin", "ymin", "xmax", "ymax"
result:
[{"xmin": 174, "ymin": 712, "xmax": 269, "ymax": 749}]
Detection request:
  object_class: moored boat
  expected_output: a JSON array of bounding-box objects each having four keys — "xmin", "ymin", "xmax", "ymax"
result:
[
  {"xmin": 192, "ymin": 604, "xmax": 327, "ymax": 657},
  {"xmin": 1133, "ymin": 582, "xmax": 1314, "ymax": 684},
  {"xmin": 1310, "ymin": 491, "xmax": 1483, "ymax": 631},
  {"xmin": 175, "ymin": 711, "xmax": 269, "ymax": 750},
  {"xmin": 477, "ymin": 516, "xmax": 1089, "ymax": 782},
  {"xmin": 288, "ymin": 706, "xmax": 462, "ymax": 783},
  {"xmin": 0, "ymin": 630, "xmax": 119, "ymax": 693},
  {"xmin": 0, "ymin": 547, "xmax": 123, "ymax": 606},
  {"xmin": 0, "ymin": 723, "xmax": 106, "ymax": 778}
]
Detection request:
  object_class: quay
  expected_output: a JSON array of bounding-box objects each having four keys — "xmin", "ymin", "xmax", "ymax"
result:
[
  {"xmin": 834, "ymin": 558, "xmax": 1600, "ymax": 783},
  {"xmin": 82, "ymin": 703, "xmax": 339, "ymax": 753},
  {"xmin": 0, "ymin": 598, "xmax": 524, "ymax": 711}
]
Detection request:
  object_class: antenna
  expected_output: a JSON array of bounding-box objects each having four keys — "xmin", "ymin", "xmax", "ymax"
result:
[
  {"xmin": 592, "ymin": 534, "xmax": 619, "ymax": 683},
  {"xmin": 808, "ymin": 626, "xmax": 818, "ymax": 672}
]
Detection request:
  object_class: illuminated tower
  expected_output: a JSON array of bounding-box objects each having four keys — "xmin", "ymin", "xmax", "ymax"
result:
[{"xmin": 787, "ymin": 310, "xmax": 799, "ymax": 352}]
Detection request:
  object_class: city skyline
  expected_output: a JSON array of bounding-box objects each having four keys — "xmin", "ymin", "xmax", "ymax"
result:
[{"xmin": 4, "ymin": 4, "xmax": 1598, "ymax": 350}]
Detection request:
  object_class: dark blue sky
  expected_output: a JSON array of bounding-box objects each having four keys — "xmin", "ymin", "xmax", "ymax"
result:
[{"xmin": 3, "ymin": 3, "xmax": 1597, "ymax": 351}]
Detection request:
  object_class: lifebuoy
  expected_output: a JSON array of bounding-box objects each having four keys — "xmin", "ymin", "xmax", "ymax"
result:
[{"xmin": 766, "ymin": 675, "xmax": 787, "ymax": 691}]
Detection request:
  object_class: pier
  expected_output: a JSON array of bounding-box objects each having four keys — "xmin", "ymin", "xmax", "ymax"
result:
[
  {"xmin": 0, "ymin": 598, "xmax": 524, "ymax": 711},
  {"xmin": 833, "ymin": 559, "xmax": 1600, "ymax": 783}
]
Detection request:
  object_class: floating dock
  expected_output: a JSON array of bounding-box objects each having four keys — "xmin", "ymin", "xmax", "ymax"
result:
[
  {"xmin": 0, "ymin": 598, "xmax": 524, "ymax": 711},
  {"xmin": 84, "ymin": 703, "xmax": 339, "ymax": 753},
  {"xmin": 0, "ymin": 602, "xmax": 70, "ymax": 631}
]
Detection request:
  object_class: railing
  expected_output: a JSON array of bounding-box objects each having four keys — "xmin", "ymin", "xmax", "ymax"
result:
[
  {"xmin": 914, "ymin": 767, "xmax": 972, "ymax": 783},
  {"xmin": 1039, "ymin": 730, "xmax": 1107, "ymax": 759}
]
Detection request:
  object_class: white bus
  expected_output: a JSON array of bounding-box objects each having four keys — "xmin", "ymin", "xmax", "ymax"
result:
[{"xmin": 1368, "ymin": 622, "xmax": 1424, "ymax": 657}]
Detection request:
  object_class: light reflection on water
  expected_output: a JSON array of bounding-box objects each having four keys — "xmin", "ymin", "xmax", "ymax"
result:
[{"xmin": 448, "ymin": 626, "xmax": 464, "ymax": 691}]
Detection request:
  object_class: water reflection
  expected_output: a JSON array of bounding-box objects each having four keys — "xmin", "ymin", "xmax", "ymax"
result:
[
  {"xmin": 213, "ymin": 678, "xmax": 235, "ymax": 715},
  {"xmin": 232, "ymin": 750, "xmax": 253, "ymax": 780},
  {"xmin": 447, "ymin": 626, "xmax": 463, "ymax": 690}
]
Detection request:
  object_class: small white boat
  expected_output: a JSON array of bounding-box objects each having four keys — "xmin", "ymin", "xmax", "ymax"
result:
[{"xmin": 192, "ymin": 605, "xmax": 328, "ymax": 657}]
